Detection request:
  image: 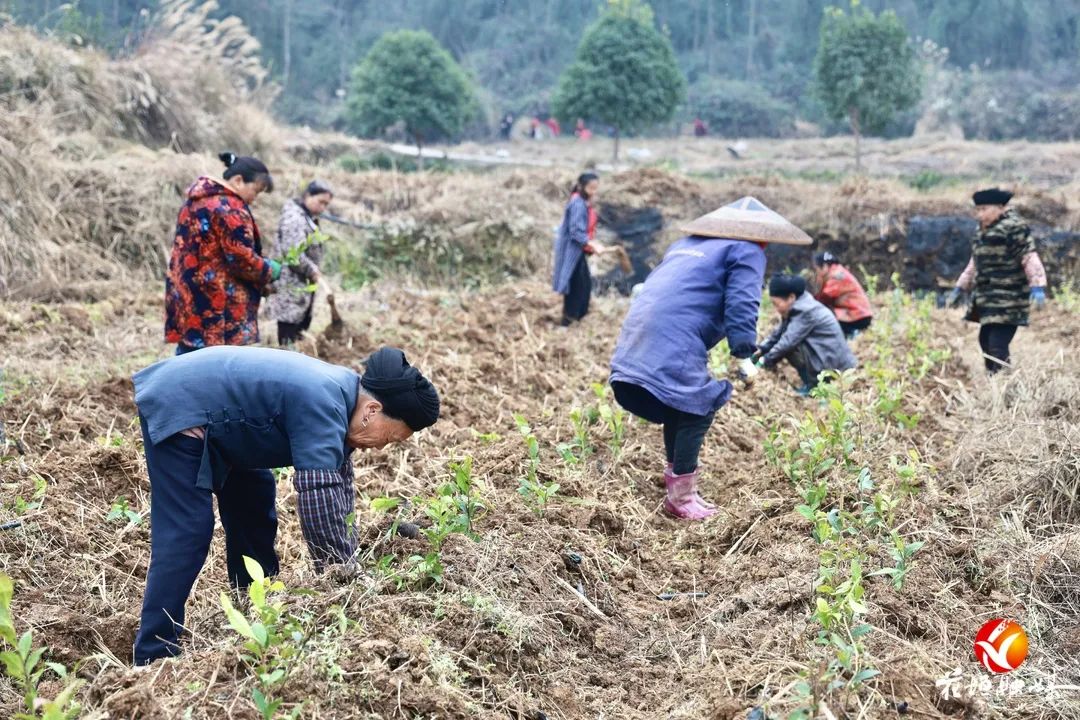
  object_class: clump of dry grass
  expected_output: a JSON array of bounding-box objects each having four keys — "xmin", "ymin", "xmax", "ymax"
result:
[
  {"xmin": 937, "ymin": 316, "xmax": 1080, "ymax": 717},
  {"xmin": 949, "ymin": 343, "xmax": 1080, "ymax": 528},
  {"xmin": 1029, "ymin": 532, "xmax": 1080, "ymax": 619},
  {"xmin": 0, "ymin": 7, "xmax": 284, "ymax": 299}
]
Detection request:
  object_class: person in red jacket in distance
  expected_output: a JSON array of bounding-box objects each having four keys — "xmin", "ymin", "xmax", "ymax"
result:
[{"xmin": 812, "ymin": 251, "xmax": 873, "ymax": 339}]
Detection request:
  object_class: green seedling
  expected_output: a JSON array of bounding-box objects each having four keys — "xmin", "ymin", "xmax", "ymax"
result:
[
  {"xmin": 422, "ymin": 457, "xmax": 485, "ymax": 549},
  {"xmin": 9, "ymin": 476, "xmax": 47, "ymax": 516},
  {"xmin": 570, "ymin": 407, "xmax": 594, "ymax": 460},
  {"xmin": 859, "ymin": 492, "xmax": 900, "ymax": 535},
  {"xmin": 281, "ymin": 229, "xmax": 327, "ymax": 268},
  {"xmin": 891, "ymin": 451, "xmax": 927, "ymax": 495},
  {"xmin": 558, "ymin": 406, "xmax": 596, "ymax": 465},
  {"xmin": 814, "ymin": 559, "xmax": 868, "ymax": 630},
  {"xmin": 370, "ymin": 496, "xmax": 401, "ymax": 514},
  {"xmin": 374, "ymin": 552, "xmax": 444, "ymax": 590},
  {"xmin": 869, "ymin": 532, "xmax": 925, "ymax": 590},
  {"xmin": 106, "ymin": 496, "xmax": 143, "ymax": 526},
  {"xmin": 514, "ymin": 415, "xmax": 559, "ymax": 517},
  {"xmin": 858, "ymin": 264, "xmax": 880, "ymax": 296},
  {"xmin": 406, "ymin": 552, "xmax": 444, "ymax": 586},
  {"xmin": 219, "ymin": 557, "xmax": 306, "ymax": 720},
  {"xmin": 0, "ymin": 573, "xmax": 82, "ymax": 719},
  {"xmin": 591, "ymin": 383, "xmax": 626, "ymax": 456}
]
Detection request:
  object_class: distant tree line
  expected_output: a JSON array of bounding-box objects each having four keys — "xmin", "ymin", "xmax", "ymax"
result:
[{"xmin": 6, "ymin": 0, "xmax": 1080, "ymax": 142}]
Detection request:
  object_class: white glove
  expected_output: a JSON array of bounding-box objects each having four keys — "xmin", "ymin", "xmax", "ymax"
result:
[{"xmin": 738, "ymin": 357, "xmax": 759, "ymax": 381}]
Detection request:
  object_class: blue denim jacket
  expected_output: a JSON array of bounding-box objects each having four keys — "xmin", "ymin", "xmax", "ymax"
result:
[{"xmin": 134, "ymin": 346, "xmax": 358, "ymax": 489}]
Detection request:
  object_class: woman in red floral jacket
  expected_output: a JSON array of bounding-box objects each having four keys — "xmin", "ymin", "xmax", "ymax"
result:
[
  {"xmin": 165, "ymin": 153, "xmax": 282, "ymax": 353},
  {"xmin": 812, "ymin": 251, "xmax": 873, "ymax": 339}
]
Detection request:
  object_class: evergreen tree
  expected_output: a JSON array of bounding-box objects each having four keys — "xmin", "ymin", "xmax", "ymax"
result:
[
  {"xmin": 346, "ymin": 29, "xmax": 476, "ymax": 160},
  {"xmin": 552, "ymin": 0, "xmax": 686, "ymax": 160},
  {"xmin": 813, "ymin": 2, "xmax": 921, "ymax": 169}
]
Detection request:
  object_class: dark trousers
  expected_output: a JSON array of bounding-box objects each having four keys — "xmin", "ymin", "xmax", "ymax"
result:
[
  {"xmin": 278, "ymin": 303, "xmax": 314, "ymax": 345},
  {"xmin": 979, "ymin": 323, "xmax": 1018, "ymax": 374},
  {"xmin": 175, "ymin": 343, "xmax": 198, "ymax": 355},
  {"xmin": 561, "ymin": 255, "xmax": 592, "ymax": 325},
  {"xmin": 133, "ymin": 419, "xmax": 278, "ymax": 665},
  {"xmin": 839, "ymin": 317, "xmax": 871, "ymax": 339},
  {"xmin": 612, "ymin": 382, "xmax": 715, "ymax": 474},
  {"xmin": 786, "ymin": 346, "xmax": 819, "ymax": 388}
]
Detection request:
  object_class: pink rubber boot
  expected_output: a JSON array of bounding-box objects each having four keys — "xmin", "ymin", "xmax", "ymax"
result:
[
  {"xmin": 666, "ymin": 464, "xmax": 716, "ymax": 510},
  {"xmin": 664, "ymin": 468, "xmax": 717, "ymax": 520}
]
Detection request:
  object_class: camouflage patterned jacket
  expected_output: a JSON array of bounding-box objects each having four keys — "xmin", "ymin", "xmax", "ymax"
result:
[{"xmin": 956, "ymin": 210, "xmax": 1046, "ymax": 326}]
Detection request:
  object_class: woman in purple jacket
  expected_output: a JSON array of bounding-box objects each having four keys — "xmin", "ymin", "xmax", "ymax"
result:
[{"xmin": 609, "ymin": 198, "xmax": 812, "ymax": 519}]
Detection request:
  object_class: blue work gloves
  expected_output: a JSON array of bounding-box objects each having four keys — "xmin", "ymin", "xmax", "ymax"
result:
[
  {"xmin": 1030, "ymin": 286, "xmax": 1046, "ymax": 309},
  {"xmin": 267, "ymin": 258, "xmax": 282, "ymax": 281}
]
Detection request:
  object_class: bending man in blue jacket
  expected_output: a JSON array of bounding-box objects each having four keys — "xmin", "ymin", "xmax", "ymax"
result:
[
  {"xmin": 754, "ymin": 274, "xmax": 857, "ymax": 395},
  {"xmin": 609, "ymin": 197, "xmax": 812, "ymax": 520},
  {"xmin": 131, "ymin": 346, "xmax": 439, "ymax": 665}
]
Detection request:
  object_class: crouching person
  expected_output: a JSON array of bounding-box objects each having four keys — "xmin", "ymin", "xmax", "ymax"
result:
[
  {"xmin": 755, "ymin": 274, "xmax": 856, "ymax": 395},
  {"xmin": 131, "ymin": 346, "xmax": 439, "ymax": 665},
  {"xmin": 609, "ymin": 197, "xmax": 812, "ymax": 520}
]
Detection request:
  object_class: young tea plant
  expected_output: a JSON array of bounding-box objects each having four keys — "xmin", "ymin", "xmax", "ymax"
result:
[
  {"xmin": 106, "ymin": 496, "xmax": 143, "ymax": 526},
  {"xmin": 557, "ymin": 407, "xmax": 595, "ymax": 465},
  {"xmin": 9, "ymin": 476, "xmax": 47, "ymax": 516},
  {"xmin": 0, "ymin": 573, "xmax": 82, "ymax": 720},
  {"xmin": 219, "ymin": 557, "xmax": 307, "ymax": 720},
  {"xmin": 514, "ymin": 415, "xmax": 559, "ymax": 518},
  {"xmin": 423, "ymin": 457, "xmax": 486, "ymax": 548},
  {"xmin": 591, "ymin": 383, "xmax": 626, "ymax": 456},
  {"xmin": 869, "ymin": 532, "xmax": 925, "ymax": 590}
]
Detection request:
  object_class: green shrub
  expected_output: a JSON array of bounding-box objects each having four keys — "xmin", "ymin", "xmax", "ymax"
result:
[
  {"xmin": 689, "ymin": 79, "xmax": 796, "ymax": 138},
  {"xmin": 337, "ymin": 152, "xmax": 452, "ymax": 174},
  {"xmin": 954, "ymin": 71, "xmax": 1080, "ymax": 141},
  {"xmin": 905, "ymin": 170, "xmax": 947, "ymax": 191}
]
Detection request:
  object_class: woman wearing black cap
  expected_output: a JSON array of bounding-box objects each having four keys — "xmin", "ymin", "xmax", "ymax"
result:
[
  {"xmin": 130, "ymin": 345, "xmax": 439, "ymax": 665},
  {"xmin": 948, "ymin": 188, "xmax": 1047, "ymax": 374},
  {"xmin": 269, "ymin": 180, "xmax": 334, "ymax": 345}
]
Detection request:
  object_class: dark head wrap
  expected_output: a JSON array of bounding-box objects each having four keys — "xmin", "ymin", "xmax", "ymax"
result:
[
  {"xmin": 360, "ymin": 347, "xmax": 440, "ymax": 431},
  {"xmin": 768, "ymin": 274, "xmax": 806, "ymax": 298},
  {"xmin": 973, "ymin": 188, "xmax": 1013, "ymax": 206},
  {"xmin": 304, "ymin": 179, "xmax": 333, "ymax": 198},
  {"xmin": 814, "ymin": 251, "xmax": 838, "ymax": 266}
]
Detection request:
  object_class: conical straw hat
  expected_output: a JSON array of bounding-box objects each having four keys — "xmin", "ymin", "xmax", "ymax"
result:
[{"xmin": 680, "ymin": 196, "xmax": 812, "ymax": 246}]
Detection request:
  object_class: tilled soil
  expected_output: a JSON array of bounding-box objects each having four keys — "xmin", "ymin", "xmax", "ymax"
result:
[{"xmin": 0, "ymin": 281, "xmax": 1077, "ymax": 719}]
